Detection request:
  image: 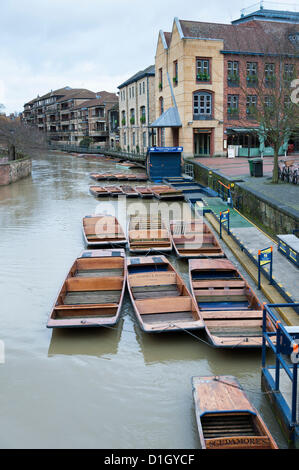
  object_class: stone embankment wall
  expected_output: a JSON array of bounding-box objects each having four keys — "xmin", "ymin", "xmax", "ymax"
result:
[
  {"xmin": 0, "ymin": 156, "xmax": 32, "ymax": 186},
  {"xmin": 188, "ymin": 159, "xmax": 298, "ymax": 236}
]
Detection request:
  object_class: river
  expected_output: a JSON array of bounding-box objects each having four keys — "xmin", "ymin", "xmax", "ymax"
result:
[{"xmin": 0, "ymin": 151, "xmax": 287, "ymax": 449}]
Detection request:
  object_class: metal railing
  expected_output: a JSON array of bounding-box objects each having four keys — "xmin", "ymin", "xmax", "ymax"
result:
[
  {"xmin": 262, "ymin": 303, "xmax": 299, "ymax": 426},
  {"xmin": 48, "ymin": 143, "xmax": 146, "ymax": 163}
]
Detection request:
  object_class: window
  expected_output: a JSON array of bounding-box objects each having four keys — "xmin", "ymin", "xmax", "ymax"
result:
[
  {"xmin": 246, "ymin": 62, "xmax": 258, "ymax": 86},
  {"xmin": 159, "ymin": 68, "xmax": 163, "ymax": 91},
  {"xmin": 129, "ymin": 88, "xmax": 131, "ymax": 99},
  {"xmin": 284, "ymin": 64, "xmax": 295, "ymax": 82},
  {"xmin": 264, "ymin": 95, "xmax": 274, "ymax": 109},
  {"xmin": 123, "ymin": 132, "xmax": 126, "ymax": 146},
  {"xmin": 246, "ymin": 95, "xmax": 257, "ymax": 118},
  {"xmin": 132, "ymin": 132, "xmax": 135, "ymax": 146},
  {"xmin": 193, "ymin": 92, "xmax": 212, "ymax": 119},
  {"xmin": 130, "ymin": 108, "xmax": 135, "ymax": 125},
  {"xmin": 143, "ymin": 81, "xmax": 145, "ymax": 94},
  {"xmin": 173, "ymin": 60, "xmax": 178, "ymax": 86},
  {"xmin": 143, "ymin": 131, "xmax": 146, "ymax": 148},
  {"xmin": 139, "ymin": 83, "xmax": 142, "ymax": 95},
  {"xmin": 227, "ymin": 95, "xmax": 239, "ymax": 119},
  {"xmin": 265, "ymin": 63, "xmax": 275, "ymax": 87},
  {"xmin": 159, "ymin": 97, "xmax": 164, "ymax": 115},
  {"xmin": 140, "ymin": 106, "xmax": 146, "ymax": 124},
  {"xmin": 121, "ymin": 110, "xmax": 126, "ymax": 126},
  {"xmin": 227, "ymin": 61, "xmax": 239, "ymax": 85},
  {"xmin": 196, "ymin": 59, "xmax": 210, "ymax": 82}
]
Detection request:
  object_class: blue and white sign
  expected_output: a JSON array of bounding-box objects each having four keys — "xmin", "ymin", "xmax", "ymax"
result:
[{"xmin": 148, "ymin": 147, "xmax": 183, "ymax": 153}]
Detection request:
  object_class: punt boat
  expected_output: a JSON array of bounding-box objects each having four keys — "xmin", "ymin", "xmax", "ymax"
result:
[
  {"xmin": 170, "ymin": 219, "xmax": 224, "ymax": 259},
  {"xmin": 90, "ymin": 172, "xmax": 113, "ymax": 181},
  {"xmin": 189, "ymin": 258, "xmax": 275, "ymax": 348},
  {"xmin": 127, "ymin": 255, "xmax": 204, "ymax": 333},
  {"xmin": 151, "ymin": 185, "xmax": 184, "ymax": 200},
  {"xmin": 192, "ymin": 375, "xmax": 278, "ymax": 449},
  {"xmin": 82, "ymin": 215, "xmax": 127, "ymax": 247},
  {"xmin": 128, "ymin": 215, "xmax": 172, "ymax": 253},
  {"xmin": 119, "ymin": 185, "xmax": 139, "ymax": 197},
  {"xmin": 135, "ymin": 186, "xmax": 154, "ymax": 198},
  {"xmin": 47, "ymin": 249, "xmax": 126, "ymax": 328},
  {"xmin": 103, "ymin": 185, "xmax": 123, "ymax": 196},
  {"xmin": 89, "ymin": 186, "xmax": 110, "ymax": 197}
]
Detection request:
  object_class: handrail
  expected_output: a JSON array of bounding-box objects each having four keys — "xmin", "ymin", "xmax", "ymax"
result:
[
  {"xmin": 262, "ymin": 303, "xmax": 299, "ymax": 426},
  {"xmin": 217, "ymin": 179, "xmax": 230, "ymax": 190}
]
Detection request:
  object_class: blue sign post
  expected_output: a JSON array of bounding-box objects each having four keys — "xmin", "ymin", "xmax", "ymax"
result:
[
  {"xmin": 258, "ymin": 246, "xmax": 273, "ymax": 290},
  {"xmin": 219, "ymin": 209, "xmax": 230, "ymax": 239}
]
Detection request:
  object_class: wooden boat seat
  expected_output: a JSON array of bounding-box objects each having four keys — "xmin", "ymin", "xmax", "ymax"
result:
[
  {"xmin": 66, "ymin": 277, "xmax": 123, "ymax": 291},
  {"xmin": 202, "ymin": 310, "xmax": 262, "ymax": 319},
  {"xmin": 193, "ymin": 280, "xmax": 246, "ymax": 289},
  {"xmin": 135, "ymin": 296, "xmax": 192, "ymax": 315},
  {"xmin": 194, "ymin": 287, "xmax": 248, "ymax": 302},
  {"xmin": 54, "ymin": 303, "xmax": 118, "ymax": 318},
  {"xmin": 129, "ymin": 272, "xmax": 176, "ymax": 287}
]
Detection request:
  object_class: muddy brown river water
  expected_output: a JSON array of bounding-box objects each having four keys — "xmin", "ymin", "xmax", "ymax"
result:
[{"xmin": 0, "ymin": 151, "xmax": 287, "ymax": 448}]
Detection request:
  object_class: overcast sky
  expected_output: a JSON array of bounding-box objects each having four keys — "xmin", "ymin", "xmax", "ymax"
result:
[{"xmin": 0, "ymin": 0, "xmax": 271, "ymax": 113}]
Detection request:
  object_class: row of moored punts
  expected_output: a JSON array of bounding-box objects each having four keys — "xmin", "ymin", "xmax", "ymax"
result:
[
  {"xmin": 89, "ymin": 183, "xmax": 184, "ymax": 199},
  {"xmin": 47, "ymin": 212, "xmax": 278, "ymax": 449}
]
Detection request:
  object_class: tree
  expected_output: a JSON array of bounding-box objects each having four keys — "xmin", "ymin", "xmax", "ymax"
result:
[
  {"xmin": 232, "ymin": 23, "xmax": 299, "ymax": 183},
  {"xmin": 0, "ymin": 112, "xmax": 47, "ymax": 160}
]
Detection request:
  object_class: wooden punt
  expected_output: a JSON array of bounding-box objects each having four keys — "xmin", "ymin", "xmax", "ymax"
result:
[
  {"xmin": 192, "ymin": 375, "xmax": 278, "ymax": 449},
  {"xmin": 47, "ymin": 249, "xmax": 126, "ymax": 328},
  {"xmin": 104, "ymin": 185, "xmax": 123, "ymax": 196},
  {"xmin": 89, "ymin": 186, "xmax": 110, "ymax": 197},
  {"xmin": 170, "ymin": 219, "xmax": 224, "ymax": 258},
  {"xmin": 127, "ymin": 255, "xmax": 204, "ymax": 333},
  {"xmin": 128, "ymin": 215, "xmax": 172, "ymax": 253},
  {"xmin": 135, "ymin": 186, "xmax": 154, "ymax": 198},
  {"xmin": 90, "ymin": 172, "xmax": 113, "ymax": 181},
  {"xmin": 82, "ymin": 215, "xmax": 127, "ymax": 247},
  {"xmin": 119, "ymin": 185, "xmax": 139, "ymax": 197},
  {"xmin": 189, "ymin": 258, "xmax": 275, "ymax": 348},
  {"xmin": 151, "ymin": 185, "xmax": 184, "ymax": 200}
]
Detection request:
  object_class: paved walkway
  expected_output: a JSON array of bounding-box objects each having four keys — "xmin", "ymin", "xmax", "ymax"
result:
[{"xmin": 193, "ymin": 154, "xmax": 299, "ymax": 219}]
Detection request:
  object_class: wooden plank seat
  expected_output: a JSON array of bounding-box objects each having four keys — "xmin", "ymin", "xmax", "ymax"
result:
[
  {"xmin": 135, "ymin": 296, "xmax": 193, "ymax": 315},
  {"xmin": 142, "ymin": 311, "xmax": 194, "ymax": 324},
  {"xmin": 63, "ymin": 290, "xmax": 122, "ymax": 305},
  {"xmin": 75, "ymin": 268, "xmax": 123, "ymax": 277}
]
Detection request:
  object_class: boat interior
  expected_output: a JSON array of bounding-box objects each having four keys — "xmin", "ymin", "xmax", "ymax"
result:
[
  {"xmin": 52, "ymin": 255, "xmax": 125, "ymax": 320},
  {"xmin": 128, "ymin": 258, "xmax": 200, "ymax": 325},
  {"xmin": 83, "ymin": 216, "xmax": 126, "ymax": 244},
  {"xmin": 190, "ymin": 262, "xmax": 265, "ymax": 343},
  {"xmin": 171, "ymin": 220, "xmax": 223, "ymax": 257}
]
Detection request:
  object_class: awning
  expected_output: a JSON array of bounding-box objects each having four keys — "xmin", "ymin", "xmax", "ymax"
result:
[{"xmin": 150, "ymin": 107, "xmax": 182, "ymax": 128}]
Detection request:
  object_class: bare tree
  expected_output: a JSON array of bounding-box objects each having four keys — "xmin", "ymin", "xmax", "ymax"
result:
[
  {"xmin": 0, "ymin": 114, "xmax": 47, "ymax": 160},
  {"xmin": 232, "ymin": 22, "xmax": 299, "ymax": 183}
]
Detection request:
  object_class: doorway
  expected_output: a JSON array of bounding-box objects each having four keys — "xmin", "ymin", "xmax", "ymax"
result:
[{"xmin": 194, "ymin": 132, "xmax": 211, "ymax": 156}]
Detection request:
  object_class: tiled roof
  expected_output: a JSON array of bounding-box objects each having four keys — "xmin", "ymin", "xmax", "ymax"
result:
[
  {"xmin": 118, "ymin": 65, "xmax": 155, "ymax": 89},
  {"xmin": 73, "ymin": 92, "xmax": 118, "ymax": 110},
  {"xmin": 178, "ymin": 18, "xmax": 299, "ymax": 55}
]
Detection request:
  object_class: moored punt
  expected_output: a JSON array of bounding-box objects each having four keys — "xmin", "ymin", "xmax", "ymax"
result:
[
  {"xmin": 89, "ymin": 185, "xmax": 110, "ymax": 197},
  {"xmin": 90, "ymin": 172, "xmax": 114, "ymax": 181},
  {"xmin": 119, "ymin": 185, "xmax": 139, "ymax": 197},
  {"xmin": 104, "ymin": 185, "xmax": 123, "ymax": 196},
  {"xmin": 151, "ymin": 185, "xmax": 184, "ymax": 200},
  {"xmin": 47, "ymin": 249, "xmax": 126, "ymax": 328},
  {"xmin": 189, "ymin": 258, "xmax": 275, "ymax": 348},
  {"xmin": 192, "ymin": 375, "xmax": 278, "ymax": 449},
  {"xmin": 135, "ymin": 186, "xmax": 154, "ymax": 198},
  {"xmin": 82, "ymin": 215, "xmax": 127, "ymax": 247},
  {"xmin": 128, "ymin": 215, "xmax": 172, "ymax": 253},
  {"xmin": 170, "ymin": 219, "xmax": 224, "ymax": 259},
  {"xmin": 126, "ymin": 255, "xmax": 204, "ymax": 333}
]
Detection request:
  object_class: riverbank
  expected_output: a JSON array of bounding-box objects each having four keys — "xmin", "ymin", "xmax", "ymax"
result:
[
  {"xmin": 0, "ymin": 155, "xmax": 32, "ymax": 186},
  {"xmin": 187, "ymin": 156, "xmax": 299, "ymax": 236}
]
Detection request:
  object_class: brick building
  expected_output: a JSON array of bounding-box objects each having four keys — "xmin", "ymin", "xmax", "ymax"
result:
[
  {"xmin": 23, "ymin": 87, "xmax": 118, "ymax": 147},
  {"xmin": 152, "ymin": 7, "xmax": 299, "ymax": 157}
]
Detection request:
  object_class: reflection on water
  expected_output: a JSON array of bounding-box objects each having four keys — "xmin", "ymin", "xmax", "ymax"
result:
[
  {"xmin": 0, "ymin": 152, "xmax": 288, "ymax": 449},
  {"xmin": 48, "ymin": 319, "xmax": 124, "ymax": 358}
]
